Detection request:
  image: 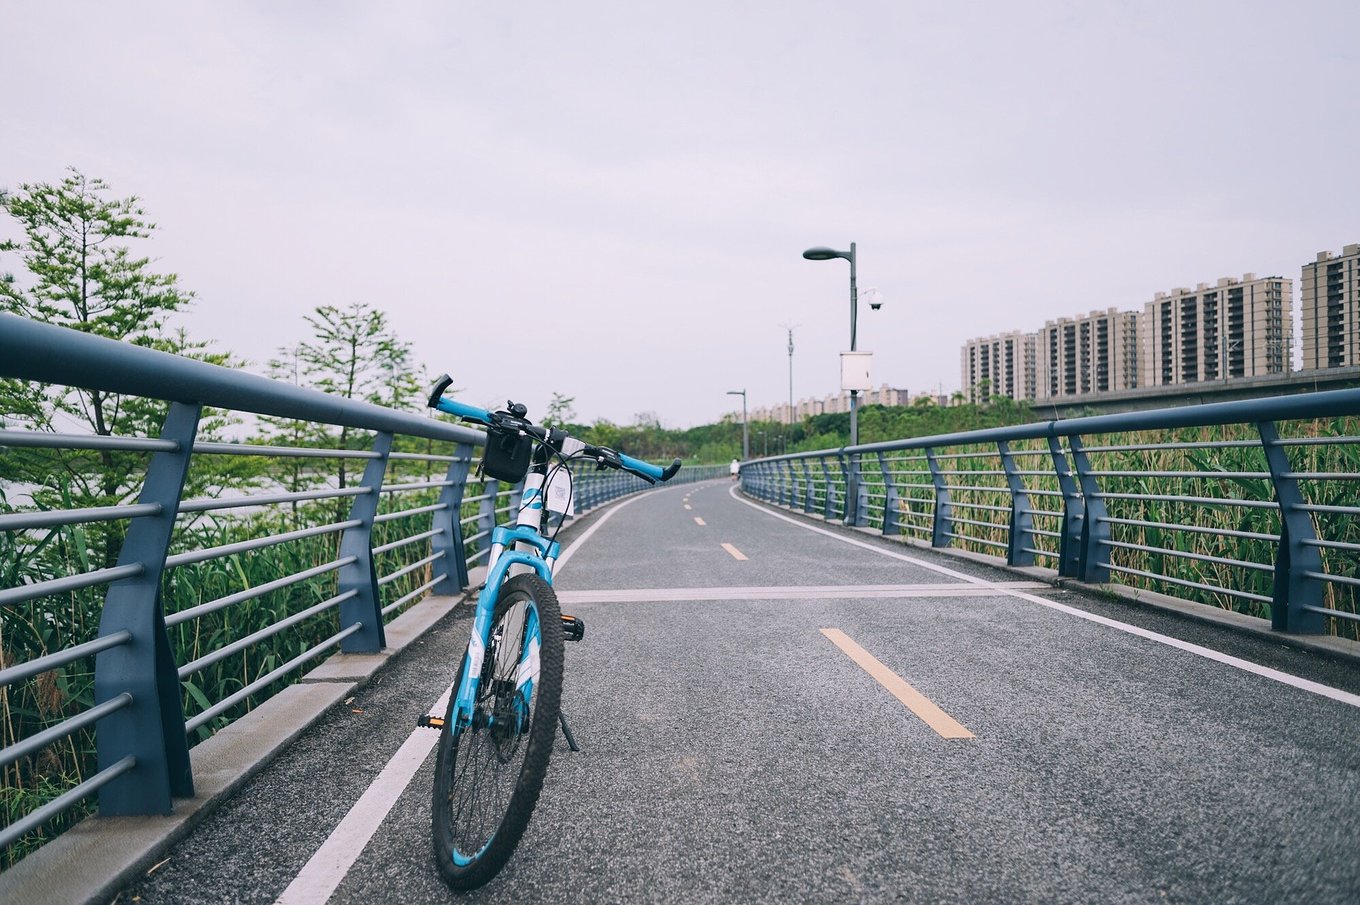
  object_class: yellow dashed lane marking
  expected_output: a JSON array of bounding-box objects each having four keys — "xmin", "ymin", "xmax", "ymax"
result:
[
  {"xmin": 694, "ymin": 517, "xmax": 706, "ymax": 526},
  {"xmin": 820, "ymin": 629, "xmax": 974, "ymax": 740},
  {"xmin": 684, "ymin": 504, "xmax": 692, "ymax": 510},
  {"xmin": 720, "ymin": 543, "xmax": 747, "ymax": 561}
]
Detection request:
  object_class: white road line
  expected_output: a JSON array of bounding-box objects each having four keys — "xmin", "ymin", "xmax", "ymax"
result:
[
  {"xmin": 557, "ymin": 582, "xmax": 1049, "ymax": 603},
  {"xmin": 554, "ymin": 489, "xmax": 656, "ymax": 572},
  {"xmin": 729, "ymin": 485, "xmax": 1360, "ymax": 711},
  {"xmin": 694, "ymin": 516, "xmax": 706, "ymax": 526},
  {"xmin": 275, "ymin": 684, "xmax": 454, "ymax": 905},
  {"xmin": 275, "ymin": 487, "xmax": 672, "ymax": 904}
]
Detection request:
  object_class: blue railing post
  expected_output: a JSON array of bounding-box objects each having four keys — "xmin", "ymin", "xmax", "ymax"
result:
[
  {"xmin": 337, "ymin": 431, "xmax": 392, "ymax": 653},
  {"xmin": 577, "ymin": 472, "xmax": 593, "ymax": 510},
  {"xmin": 844, "ymin": 452, "xmax": 866, "ymax": 527},
  {"xmin": 780, "ymin": 460, "xmax": 794, "ymax": 507},
  {"xmin": 1258, "ymin": 421, "xmax": 1326, "ymax": 633},
  {"xmin": 799, "ymin": 459, "xmax": 815, "ymax": 512},
  {"xmin": 999, "ymin": 441, "xmax": 1036, "ymax": 567},
  {"xmin": 432, "ymin": 442, "xmax": 473, "ymax": 593},
  {"xmin": 821, "ymin": 456, "xmax": 838, "ymax": 520},
  {"xmin": 94, "ymin": 401, "xmax": 199, "ymax": 816},
  {"xmin": 476, "ymin": 476, "xmax": 501, "ymax": 560},
  {"xmin": 925, "ymin": 448, "xmax": 953, "ymax": 547},
  {"xmin": 879, "ymin": 451, "xmax": 901, "ymax": 536},
  {"xmin": 1048, "ymin": 435, "xmax": 1083, "ymax": 578},
  {"xmin": 1067, "ymin": 435, "xmax": 1110, "ymax": 584}
]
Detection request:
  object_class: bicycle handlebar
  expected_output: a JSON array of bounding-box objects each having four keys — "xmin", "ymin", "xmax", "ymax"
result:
[
  {"xmin": 619, "ymin": 451, "xmax": 682, "ymax": 483},
  {"xmin": 427, "ymin": 374, "xmax": 681, "ymax": 484}
]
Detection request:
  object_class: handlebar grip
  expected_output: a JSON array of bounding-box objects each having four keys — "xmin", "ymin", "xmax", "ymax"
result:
[
  {"xmin": 617, "ymin": 453, "xmax": 682, "ymax": 483},
  {"xmin": 617, "ymin": 452, "xmax": 664, "ymax": 483},
  {"xmin": 434, "ymin": 397, "xmax": 495, "ymax": 426},
  {"xmin": 426, "ymin": 373, "xmax": 454, "ymax": 409}
]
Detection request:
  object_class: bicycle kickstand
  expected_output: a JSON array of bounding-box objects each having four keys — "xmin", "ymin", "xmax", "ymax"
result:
[{"xmin": 558, "ymin": 711, "xmax": 580, "ymax": 752}]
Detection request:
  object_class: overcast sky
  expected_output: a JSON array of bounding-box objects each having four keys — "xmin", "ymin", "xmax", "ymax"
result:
[{"xmin": 3, "ymin": 1, "xmax": 1357, "ymax": 428}]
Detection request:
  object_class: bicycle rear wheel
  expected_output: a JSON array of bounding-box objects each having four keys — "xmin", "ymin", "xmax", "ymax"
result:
[{"xmin": 432, "ymin": 573, "xmax": 564, "ymax": 889}]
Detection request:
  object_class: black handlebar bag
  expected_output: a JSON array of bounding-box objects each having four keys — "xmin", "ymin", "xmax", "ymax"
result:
[{"xmin": 482, "ymin": 427, "xmax": 533, "ymax": 483}]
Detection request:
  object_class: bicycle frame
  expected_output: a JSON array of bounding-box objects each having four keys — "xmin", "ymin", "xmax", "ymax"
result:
[{"xmin": 450, "ymin": 468, "xmax": 562, "ymax": 731}]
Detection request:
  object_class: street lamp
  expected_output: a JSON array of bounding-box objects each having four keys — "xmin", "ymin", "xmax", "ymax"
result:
[
  {"xmin": 802, "ymin": 242, "xmax": 862, "ymax": 447},
  {"xmin": 806, "ymin": 241, "xmax": 878, "ymax": 527},
  {"xmin": 726, "ymin": 389, "xmax": 749, "ymax": 460}
]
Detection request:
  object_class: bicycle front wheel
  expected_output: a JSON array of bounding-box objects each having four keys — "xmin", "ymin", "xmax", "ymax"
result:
[{"xmin": 432, "ymin": 573, "xmax": 564, "ymax": 889}]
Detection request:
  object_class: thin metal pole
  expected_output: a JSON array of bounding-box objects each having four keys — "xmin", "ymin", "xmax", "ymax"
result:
[
  {"xmin": 849, "ymin": 242, "xmax": 859, "ymax": 449},
  {"xmin": 742, "ymin": 393, "xmax": 749, "ymax": 460}
]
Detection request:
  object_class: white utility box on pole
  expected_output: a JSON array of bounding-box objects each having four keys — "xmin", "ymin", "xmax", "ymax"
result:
[{"xmin": 840, "ymin": 351, "xmax": 873, "ymax": 392}]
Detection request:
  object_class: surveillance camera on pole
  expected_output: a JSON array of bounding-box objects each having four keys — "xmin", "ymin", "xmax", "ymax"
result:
[{"xmin": 864, "ymin": 287, "xmax": 883, "ymax": 311}]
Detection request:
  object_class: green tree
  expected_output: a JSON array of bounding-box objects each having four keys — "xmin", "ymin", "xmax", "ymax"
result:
[
  {"xmin": 262, "ymin": 303, "xmax": 422, "ymax": 493},
  {"xmin": 543, "ymin": 392, "xmax": 577, "ymax": 429},
  {"xmin": 0, "ymin": 168, "xmax": 232, "ymax": 563}
]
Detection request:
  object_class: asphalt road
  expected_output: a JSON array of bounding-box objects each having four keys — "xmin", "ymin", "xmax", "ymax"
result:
[{"xmin": 115, "ymin": 479, "xmax": 1360, "ymax": 904}]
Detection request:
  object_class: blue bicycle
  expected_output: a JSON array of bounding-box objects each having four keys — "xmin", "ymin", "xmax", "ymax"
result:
[{"xmin": 424, "ymin": 375, "xmax": 680, "ymax": 889}]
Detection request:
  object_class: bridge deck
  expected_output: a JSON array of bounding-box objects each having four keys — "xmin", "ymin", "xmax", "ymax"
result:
[{"xmin": 108, "ymin": 480, "xmax": 1360, "ymax": 904}]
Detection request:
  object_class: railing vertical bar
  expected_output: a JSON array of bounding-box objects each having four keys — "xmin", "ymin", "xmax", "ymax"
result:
[
  {"xmin": 845, "ymin": 451, "xmax": 866, "ymax": 527},
  {"xmin": 476, "ymin": 476, "xmax": 501, "ymax": 562},
  {"xmin": 338, "ymin": 431, "xmax": 393, "ymax": 652},
  {"xmin": 925, "ymin": 448, "xmax": 952, "ymax": 547},
  {"xmin": 1067, "ymin": 435, "xmax": 1110, "ymax": 583},
  {"xmin": 432, "ymin": 444, "xmax": 474, "ymax": 594},
  {"xmin": 94, "ymin": 401, "xmax": 200, "ymax": 816},
  {"xmin": 999, "ymin": 440, "xmax": 1036, "ymax": 567},
  {"xmin": 1048, "ymin": 435, "xmax": 1083, "ymax": 578},
  {"xmin": 1258, "ymin": 421, "xmax": 1326, "ymax": 633},
  {"xmin": 820, "ymin": 456, "xmax": 837, "ymax": 521},
  {"xmin": 879, "ymin": 450, "xmax": 901, "ymax": 536}
]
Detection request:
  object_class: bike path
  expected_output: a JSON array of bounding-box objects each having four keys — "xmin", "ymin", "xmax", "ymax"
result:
[{"xmin": 114, "ymin": 479, "xmax": 1360, "ymax": 904}]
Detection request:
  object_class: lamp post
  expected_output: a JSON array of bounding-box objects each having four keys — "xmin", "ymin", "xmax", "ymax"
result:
[
  {"xmin": 726, "ymin": 389, "xmax": 749, "ymax": 460},
  {"xmin": 780, "ymin": 323, "xmax": 799, "ymax": 425},
  {"xmin": 804, "ymin": 241, "xmax": 871, "ymax": 526},
  {"xmin": 802, "ymin": 242, "xmax": 860, "ymax": 446}
]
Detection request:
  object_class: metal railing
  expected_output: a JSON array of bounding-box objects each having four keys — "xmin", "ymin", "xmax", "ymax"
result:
[
  {"xmin": 739, "ymin": 388, "xmax": 1360, "ymax": 637},
  {"xmin": 0, "ymin": 314, "xmax": 716, "ymax": 856}
]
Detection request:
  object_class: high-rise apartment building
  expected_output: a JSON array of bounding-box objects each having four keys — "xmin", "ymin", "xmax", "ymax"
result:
[
  {"xmin": 1141, "ymin": 274, "xmax": 1291, "ymax": 387},
  {"xmin": 1035, "ymin": 308, "xmax": 1140, "ymax": 400},
  {"xmin": 1300, "ymin": 243, "xmax": 1360, "ymax": 370},
  {"xmin": 960, "ymin": 331, "xmax": 1036, "ymax": 403}
]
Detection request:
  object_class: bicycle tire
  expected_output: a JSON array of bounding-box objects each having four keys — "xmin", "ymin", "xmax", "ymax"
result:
[{"xmin": 432, "ymin": 573, "xmax": 564, "ymax": 889}]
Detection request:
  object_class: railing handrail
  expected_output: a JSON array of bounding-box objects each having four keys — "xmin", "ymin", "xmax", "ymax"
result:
[
  {"xmin": 0, "ymin": 313, "xmax": 485, "ymax": 446},
  {"xmin": 739, "ymin": 386, "xmax": 1360, "ymax": 647},
  {"xmin": 748, "ymin": 385, "xmax": 1360, "ymax": 464}
]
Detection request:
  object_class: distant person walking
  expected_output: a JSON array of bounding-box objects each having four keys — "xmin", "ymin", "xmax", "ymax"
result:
[{"xmin": 729, "ymin": 458, "xmax": 740, "ymax": 479}]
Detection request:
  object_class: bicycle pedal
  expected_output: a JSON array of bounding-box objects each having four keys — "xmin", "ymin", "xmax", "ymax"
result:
[
  {"xmin": 417, "ymin": 714, "xmax": 446, "ymax": 729},
  {"xmin": 561, "ymin": 613, "xmax": 585, "ymax": 642}
]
